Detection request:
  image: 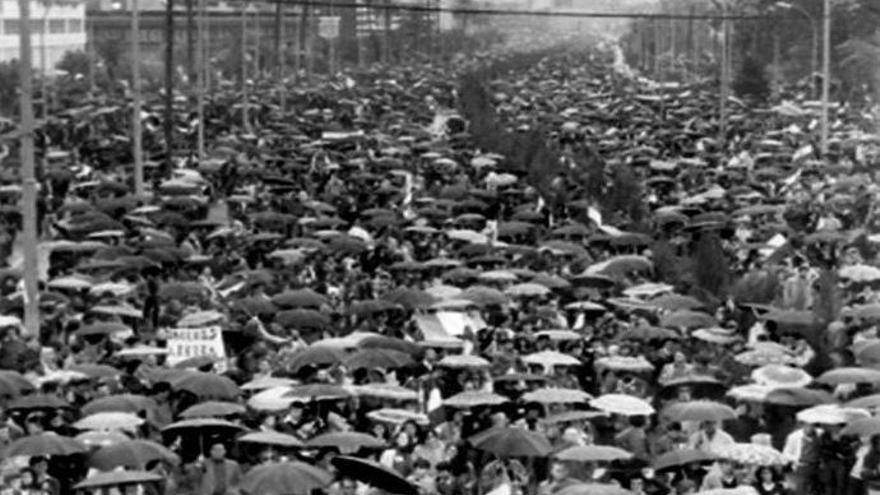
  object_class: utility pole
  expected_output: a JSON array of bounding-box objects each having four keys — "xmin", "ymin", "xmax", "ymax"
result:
[
  {"xmin": 383, "ymin": 0, "xmax": 391, "ymax": 64},
  {"xmin": 719, "ymin": 0, "xmax": 729, "ymax": 143},
  {"xmin": 240, "ymin": 0, "xmax": 249, "ymax": 131},
  {"xmin": 186, "ymin": 0, "xmax": 195, "ymax": 82},
  {"xmin": 17, "ymin": 0, "xmax": 40, "ymax": 338},
  {"xmin": 87, "ymin": 20, "xmax": 96, "ymax": 95},
  {"xmin": 132, "ymin": 0, "xmax": 144, "ymax": 195},
  {"xmin": 820, "ymin": 0, "xmax": 830, "ymax": 155},
  {"xmin": 196, "ymin": 0, "xmax": 206, "ymax": 162},
  {"xmin": 164, "ymin": 0, "xmax": 175, "ymax": 174}
]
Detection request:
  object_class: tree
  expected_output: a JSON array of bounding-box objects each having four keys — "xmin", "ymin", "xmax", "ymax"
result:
[
  {"xmin": 733, "ymin": 56, "xmax": 771, "ymax": 101},
  {"xmin": 0, "ymin": 61, "xmax": 20, "ymax": 116},
  {"xmin": 55, "ymin": 50, "xmax": 90, "ymax": 78}
]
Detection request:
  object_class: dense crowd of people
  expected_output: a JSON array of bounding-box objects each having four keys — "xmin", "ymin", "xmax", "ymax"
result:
[{"xmin": 1, "ymin": 27, "xmax": 880, "ymax": 495}]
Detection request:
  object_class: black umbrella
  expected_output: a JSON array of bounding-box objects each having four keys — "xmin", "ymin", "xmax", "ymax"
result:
[{"xmin": 331, "ymin": 455, "xmax": 418, "ymax": 495}]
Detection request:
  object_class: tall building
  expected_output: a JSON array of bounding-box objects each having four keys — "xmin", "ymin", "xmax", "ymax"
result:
[{"xmin": 0, "ymin": 0, "xmax": 87, "ymax": 71}]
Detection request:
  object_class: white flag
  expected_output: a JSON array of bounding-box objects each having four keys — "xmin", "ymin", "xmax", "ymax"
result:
[{"xmin": 587, "ymin": 206, "xmax": 603, "ymax": 227}]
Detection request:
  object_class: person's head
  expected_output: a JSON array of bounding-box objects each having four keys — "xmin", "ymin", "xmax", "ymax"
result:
[
  {"xmin": 675, "ymin": 479, "xmax": 696, "ymax": 495},
  {"xmin": 718, "ymin": 459, "xmax": 734, "ymax": 476},
  {"xmin": 629, "ymin": 477, "xmax": 644, "ymax": 493},
  {"xmin": 673, "ymin": 351, "xmax": 686, "ymax": 365},
  {"xmin": 871, "ymin": 433, "xmax": 880, "ymax": 451},
  {"xmin": 677, "ymin": 386, "xmax": 692, "ymax": 402},
  {"xmin": 757, "ymin": 466, "xmax": 776, "ymax": 483},
  {"xmin": 209, "ymin": 442, "xmax": 226, "ymax": 461},
  {"xmin": 412, "ymin": 458, "xmax": 431, "ymax": 475},
  {"xmin": 340, "ymin": 477, "xmax": 358, "ymax": 495},
  {"xmin": 287, "ymin": 403, "xmax": 304, "ymax": 422},
  {"xmin": 550, "ymin": 461, "xmax": 570, "ymax": 482},
  {"xmin": 18, "ymin": 468, "xmax": 36, "ymax": 487},
  {"xmin": 701, "ymin": 421, "xmax": 717, "ymax": 435},
  {"xmin": 29, "ymin": 456, "xmax": 48, "ymax": 475},
  {"xmin": 394, "ymin": 431, "xmax": 410, "ymax": 449}
]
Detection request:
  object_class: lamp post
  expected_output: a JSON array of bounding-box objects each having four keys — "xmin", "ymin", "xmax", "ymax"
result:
[
  {"xmin": 820, "ymin": 0, "xmax": 830, "ymax": 155},
  {"xmin": 132, "ymin": 0, "xmax": 144, "ymax": 195},
  {"xmin": 774, "ymin": 1, "xmax": 818, "ymax": 99},
  {"xmin": 17, "ymin": 0, "xmax": 40, "ymax": 338}
]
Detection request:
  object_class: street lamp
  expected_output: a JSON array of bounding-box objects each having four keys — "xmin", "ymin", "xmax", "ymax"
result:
[{"xmin": 773, "ymin": 1, "xmax": 818, "ymax": 100}]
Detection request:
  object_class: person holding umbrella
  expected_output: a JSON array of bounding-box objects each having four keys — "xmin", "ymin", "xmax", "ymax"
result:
[{"xmin": 187, "ymin": 442, "xmax": 243, "ymax": 495}]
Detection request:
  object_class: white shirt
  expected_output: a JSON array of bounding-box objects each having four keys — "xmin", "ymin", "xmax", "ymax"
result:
[
  {"xmin": 782, "ymin": 427, "xmax": 823, "ymax": 466},
  {"xmin": 688, "ymin": 428, "xmax": 735, "ymax": 455},
  {"xmin": 852, "ymin": 444, "xmax": 870, "ymax": 479}
]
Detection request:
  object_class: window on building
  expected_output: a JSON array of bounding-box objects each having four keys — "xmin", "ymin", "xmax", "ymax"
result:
[
  {"xmin": 69, "ymin": 19, "xmax": 83, "ymax": 33},
  {"xmin": 30, "ymin": 19, "xmax": 43, "ymax": 34},
  {"xmin": 49, "ymin": 19, "xmax": 66, "ymax": 34},
  {"xmin": 3, "ymin": 19, "xmax": 20, "ymax": 35}
]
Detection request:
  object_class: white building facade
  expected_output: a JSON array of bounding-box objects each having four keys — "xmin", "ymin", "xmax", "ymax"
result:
[{"xmin": 0, "ymin": 0, "xmax": 87, "ymax": 71}]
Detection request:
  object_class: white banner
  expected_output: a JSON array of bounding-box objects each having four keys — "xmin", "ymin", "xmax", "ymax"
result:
[{"xmin": 166, "ymin": 326, "xmax": 225, "ymax": 369}]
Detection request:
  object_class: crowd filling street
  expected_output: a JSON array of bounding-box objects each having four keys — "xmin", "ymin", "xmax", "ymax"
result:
[{"xmin": 1, "ymin": 25, "xmax": 880, "ymax": 495}]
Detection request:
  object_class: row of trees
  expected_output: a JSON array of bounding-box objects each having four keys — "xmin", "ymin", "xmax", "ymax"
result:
[{"xmin": 621, "ymin": 0, "xmax": 880, "ymax": 103}]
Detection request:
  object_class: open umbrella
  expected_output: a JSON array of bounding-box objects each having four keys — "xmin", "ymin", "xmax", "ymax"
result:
[
  {"xmin": 307, "ymin": 432, "xmax": 386, "ymax": 452},
  {"xmin": 717, "ymin": 443, "xmax": 785, "ymax": 466},
  {"xmin": 240, "ymin": 462, "xmax": 332, "ymax": 495},
  {"xmin": 660, "ymin": 310, "xmax": 717, "ymax": 329},
  {"xmin": 751, "ymin": 365, "xmax": 813, "ymax": 388},
  {"xmin": 349, "ymin": 383, "xmax": 418, "ymax": 401},
  {"xmin": 343, "ymin": 348, "xmax": 413, "ymax": 369},
  {"xmin": 841, "ymin": 417, "xmax": 880, "ymax": 437},
  {"xmin": 161, "ymin": 418, "xmax": 247, "ymax": 447},
  {"xmin": 652, "ymin": 449, "xmax": 716, "ymax": 471},
  {"xmin": 238, "ymin": 431, "xmax": 304, "ymax": 448},
  {"xmin": 796, "ymin": 404, "xmax": 868, "ymax": 425},
  {"xmin": 443, "ymin": 391, "xmax": 508, "ymax": 408},
  {"xmin": 521, "ymin": 388, "xmax": 592, "ymax": 404},
  {"xmin": 556, "ymin": 484, "xmax": 634, "ymax": 495},
  {"xmin": 366, "ymin": 408, "xmax": 430, "ymax": 427},
  {"xmin": 522, "ymin": 350, "xmax": 581, "ymax": 367},
  {"xmin": 82, "ymin": 394, "xmax": 157, "ymax": 415},
  {"xmin": 648, "ymin": 294, "xmax": 704, "ymax": 311},
  {"xmin": 74, "ymin": 471, "xmax": 164, "ymax": 490},
  {"xmin": 469, "ymin": 426, "xmax": 552, "ymax": 457},
  {"xmin": 845, "ymin": 394, "xmax": 880, "ymax": 410},
  {"xmin": 332, "ymin": 455, "xmax": 418, "ymax": 495},
  {"xmin": 0, "ymin": 370, "xmax": 35, "ymax": 397},
  {"xmin": 438, "ymin": 354, "xmax": 491, "ymax": 368},
  {"xmin": 76, "ymin": 431, "xmax": 130, "ymax": 448},
  {"xmin": 663, "ymin": 401, "xmax": 736, "ymax": 422},
  {"xmin": 89, "ymin": 439, "xmax": 179, "ymax": 470},
  {"xmin": 73, "ymin": 412, "xmax": 144, "ymax": 431},
  {"xmin": 271, "ymin": 288, "xmax": 329, "ymax": 309},
  {"xmin": 764, "ymin": 388, "xmax": 833, "ymax": 407},
  {"xmin": 555, "ymin": 445, "xmax": 632, "ymax": 462},
  {"xmin": 169, "ymin": 371, "xmax": 240, "ymax": 400},
  {"xmin": 816, "ymin": 367, "xmax": 880, "ymax": 385},
  {"xmin": 4, "ymin": 432, "xmax": 87, "ymax": 457},
  {"xmin": 541, "ymin": 411, "xmax": 608, "ymax": 425},
  {"xmin": 241, "ymin": 376, "xmax": 297, "ymax": 391},
  {"xmin": 7, "ymin": 394, "xmax": 70, "ymax": 412},
  {"xmin": 590, "ymin": 394, "xmax": 655, "ymax": 416},
  {"xmin": 180, "ymin": 401, "xmax": 247, "ymax": 418},
  {"xmin": 67, "ymin": 363, "xmax": 120, "ymax": 379},
  {"xmin": 286, "ymin": 384, "xmax": 352, "ymax": 401},
  {"xmin": 287, "ymin": 345, "xmax": 345, "ymax": 371}
]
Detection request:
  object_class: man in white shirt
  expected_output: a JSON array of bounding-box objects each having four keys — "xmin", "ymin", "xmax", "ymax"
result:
[
  {"xmin": 782, "ymin": 423, "xmax": 822, "ymax": 495},
  {"xmin": 688, "ymin": 421, "xmax": 735, "ymax": 455}
]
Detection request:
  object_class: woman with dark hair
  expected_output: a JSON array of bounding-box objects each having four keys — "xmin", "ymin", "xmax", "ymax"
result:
[
  {"xmin": 752, "ymin": 466, "xmax": 785, "ymax": 495},
  {"xmin": 860, "ymin": 434, "xmax": 880, "ymax": 495}
]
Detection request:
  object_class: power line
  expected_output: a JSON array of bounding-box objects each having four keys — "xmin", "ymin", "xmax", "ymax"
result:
[{"xmin": 189, "ymin": 1, "xmax": 766, "ymax": 21}]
